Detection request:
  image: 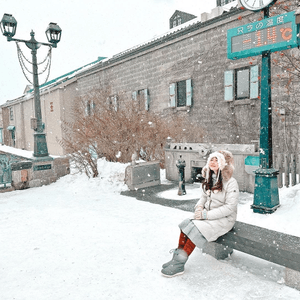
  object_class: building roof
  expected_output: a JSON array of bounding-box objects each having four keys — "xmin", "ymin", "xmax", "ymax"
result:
[
  {"xmin": 170, "ymin": 10, "xmax": 197, "ymax": 20},
  {"xmin": 33, "ymin": 56, "xmax": 107, "ymax": 92},
  {"xmin": 78, "ymin": 6, "xmax": 242, "ymax": 77}
]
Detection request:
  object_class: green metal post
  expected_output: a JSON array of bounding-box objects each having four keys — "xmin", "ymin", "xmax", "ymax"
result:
[
  {"xmin": 30, "ymin": 36, "xmax": 49, "ymax": 158},
  {"xmin": 1, "ymin": 15, "xmax": 61, "ymax": 160},
  {"xmin": 252, "ymin": 7, "xmax": 279, "ymax": 214}
]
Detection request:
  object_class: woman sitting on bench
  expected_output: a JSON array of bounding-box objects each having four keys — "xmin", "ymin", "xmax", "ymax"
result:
[{"xmin": 161, "ymin": 150, "xmax": 239, "ymax": 277}]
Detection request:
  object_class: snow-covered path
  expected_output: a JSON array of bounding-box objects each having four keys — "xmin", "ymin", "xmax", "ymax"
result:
[{"xmin": 0, "ymin": 160, "xmax": 300, "ymax": 299}]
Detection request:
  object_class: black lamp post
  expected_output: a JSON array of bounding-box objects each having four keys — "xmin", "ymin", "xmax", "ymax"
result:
[{"xmin": 0, "ymin": 13, "xmax": 62, "ymax": 158}]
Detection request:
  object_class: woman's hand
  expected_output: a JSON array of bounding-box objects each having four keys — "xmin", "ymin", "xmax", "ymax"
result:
[
  {"xmin": 194, "ymin": 206, "xmax": 207, "ymax": 220},
  {"xmin": 194, "ymin": 205, "xmax": 203, "ymax": 212}
]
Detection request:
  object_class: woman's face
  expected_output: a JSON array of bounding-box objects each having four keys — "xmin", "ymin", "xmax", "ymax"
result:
[{"xmin": 209, "ymin": 157, "xmax": 219, "ymax": 173}]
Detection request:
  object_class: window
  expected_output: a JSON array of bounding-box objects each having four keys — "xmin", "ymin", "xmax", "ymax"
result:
[
  {"xmin": 9, "ymin": 107, "xmax": 13, "ymax": 120},
  {"xmin": 132, "ymin": 89, "xmax": 150, "ymax": 111},
  {"xmin": 224, "ymin": 65, "xmax": 259, "ymax": 101},
  {"xmin": 0, "ymin": 128, "xmax": 2, "ymax": 144},
  {"xmin": 172, "ymin": 15, "xmax": 182, "ymax": 28},
  {"xmin": 218, "ymin": 0, "xmax": 235, "ymax": 6},
  {"xmin": 169, "ymin": 79, "xmax": 192, "ymax": 108},
  {"xmin": 107, "ymin": 95, "xmax": 118, "ymax": 111},
  {"xmin": 236, "ymin": 68, "xmax": 250, "ymax": 99},
  {"xmin": 85, "ymin": 100, "xmax": 95, "ymax": 116}
]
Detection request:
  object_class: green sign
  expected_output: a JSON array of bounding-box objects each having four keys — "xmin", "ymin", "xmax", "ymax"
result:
[
  {"xmin": 245, "ymin": 156, "xmax": 259, "ymax": 166},
  {"xmin": 227, "ymin": 11, "xmax": 299, "ymax": 60},
  {"xmin": 34, "ymin": 164, "xmax": 52, "ymax": 171}
]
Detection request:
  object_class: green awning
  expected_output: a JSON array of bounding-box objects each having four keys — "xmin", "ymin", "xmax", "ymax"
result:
[{"xmin": 7, "ymin": 125, "xmax": 15, "ymax": 130}]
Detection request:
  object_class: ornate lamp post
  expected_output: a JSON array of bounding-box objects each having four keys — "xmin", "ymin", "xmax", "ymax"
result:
[{"xmin": 0, "ymin": 13, "xmax": 62, "ymax": 159}]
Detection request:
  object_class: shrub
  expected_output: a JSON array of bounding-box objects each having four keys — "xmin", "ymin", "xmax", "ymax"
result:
[{"xmin": 59, "ymin": 90, "xmax": 204, "ymax": 178}]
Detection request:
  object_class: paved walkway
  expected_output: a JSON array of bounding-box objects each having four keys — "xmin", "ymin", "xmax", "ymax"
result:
[{"xmin": 121, "ymin": 182, "xmax": 200, "ymax": 212}]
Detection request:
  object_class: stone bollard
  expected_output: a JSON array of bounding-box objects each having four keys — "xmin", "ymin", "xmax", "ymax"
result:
[{"xmin": 176, "ymin": 155, "xmax": 186, "ymax": 196}]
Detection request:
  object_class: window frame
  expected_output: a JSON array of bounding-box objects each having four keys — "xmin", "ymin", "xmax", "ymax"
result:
[
  {"xmin": 9, "ymin": 107, "xmax": 14, "ymax": 121},
  {"xmin": 235, "ymin": 67, "xmax": 250, "ymax": 100},
  {"xmin": 107, "ymin": 95, "xmax": 118, "ymax": 112},
  {"xmin": 224, "ymin": 65, "xmax": 259, "ymax": 102},
  {"xmin": 169, "ymin": 79, "xmax": 192, "ymax": 109},
  {"xmin": 85, "ymin": 100, "xmax": 96, "ymax": 116},
  {"xmin": 132, "ymin": 89, "xmax": 150, "ymax": 111}
]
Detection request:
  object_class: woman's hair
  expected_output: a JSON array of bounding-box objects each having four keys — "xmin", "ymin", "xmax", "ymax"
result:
[{"xmin": 202, "ymin": 169, "xmax": 223, "ymax": 193}]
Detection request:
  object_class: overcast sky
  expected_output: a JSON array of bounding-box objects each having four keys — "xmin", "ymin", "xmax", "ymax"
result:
[{"xmin": 0, "ymin": 0, "xmax": 216, "ymax": 105}]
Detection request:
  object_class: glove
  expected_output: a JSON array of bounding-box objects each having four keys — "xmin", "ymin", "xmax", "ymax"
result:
[
  {"xmin": 194, "ymin": 205, "xmax": 204, "ymax": 212},
  {"xmin": 194, "ymin": 209, "xmax": 207, "ymax": 220}
]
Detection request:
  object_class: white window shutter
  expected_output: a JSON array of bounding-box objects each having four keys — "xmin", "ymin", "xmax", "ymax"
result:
[
  {"xmin": 224, "ymin": 70, "xmax": 234, "ymax": 101},
  {"xmin": 250, "ymin": 65, "xmax": 259, "ymax": 99},
  {"xmin": 113, "ymin": 95, "xmax": 118, "ymax": 111},
  {"xmin": 169, "ymin": 83, "xmax": 176, "ymax": 107},
  {"xmin": 91, "ymin": 101, "xmax": 95, "ymax": 114},
  {"xmin": 144, "ymin": 89, "xmax": 150, "ymax": 111},
  {"xmin": 132, "ymin": 91, "xmax": 137, "ymax": 101},
  {"xmin": 186, "ymin": 79, "xmax": 192, "ymax": 106},
  {"xmin": 85, "ymin": 101, "xmax": 90, "ymax": 116}
]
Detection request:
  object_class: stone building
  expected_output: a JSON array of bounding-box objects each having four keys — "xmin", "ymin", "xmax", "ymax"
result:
[
  {"xmin": 76, "ymin": 6, "xmax": 262, "ymax": 146},
  {"xmin": 0, "ymin": 1, "xmax": 299, "ymax": 157},
  {"xmin": 0, "ymin": 57, "xmax": 106, "ymax": 155}
]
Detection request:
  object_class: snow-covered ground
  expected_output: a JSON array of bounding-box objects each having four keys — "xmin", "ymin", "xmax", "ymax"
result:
[{"xmin": 1, "ymin": 158, "xmax": 300, "ymax": 299}]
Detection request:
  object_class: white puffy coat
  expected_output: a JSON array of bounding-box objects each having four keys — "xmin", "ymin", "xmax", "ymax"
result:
[{"xmin": 191, "ymin": 177, "xmax": 239, "ymax": 242}]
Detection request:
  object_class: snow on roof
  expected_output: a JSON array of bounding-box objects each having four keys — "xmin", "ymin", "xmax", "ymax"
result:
[
  {"xmin": 35, "ymin": 56, "xmax": 107, "ymax": 92},
  {"xmin": 0, "ymin": 145, "xmax": 58, "ymax": 160},
  {"xmin": 0, "ymin": 145, "xmax": 35, "ymax": 159},
  {"xmin": 113, "ymin": 16, "xmax": 201, "ymax": 59}
]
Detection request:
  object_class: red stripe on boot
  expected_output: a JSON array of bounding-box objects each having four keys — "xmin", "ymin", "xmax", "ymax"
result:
[{"xmin": 183, "ymin": 238, "xmax": 196, "ymax": 256}]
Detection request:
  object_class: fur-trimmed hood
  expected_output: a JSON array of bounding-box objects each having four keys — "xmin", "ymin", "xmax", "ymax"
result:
[{"xmin": 202, "ymin": 150, "xmax": 235, "ymax": 181}]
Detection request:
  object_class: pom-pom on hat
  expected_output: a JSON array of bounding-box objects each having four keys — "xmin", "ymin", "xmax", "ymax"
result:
[{"xmin": 202, "ymin": 150, "xmax": 234, "ymax": 181}]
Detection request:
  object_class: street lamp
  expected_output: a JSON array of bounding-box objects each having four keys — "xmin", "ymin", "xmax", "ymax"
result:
[{"xmin": 0, "ymin": 13, "xmax": 62, "ymax": 158}]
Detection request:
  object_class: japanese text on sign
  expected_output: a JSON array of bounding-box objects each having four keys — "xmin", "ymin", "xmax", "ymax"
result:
[{"xmin": 227, "ymin": 11, "xmax": 299, "ymax": 60}]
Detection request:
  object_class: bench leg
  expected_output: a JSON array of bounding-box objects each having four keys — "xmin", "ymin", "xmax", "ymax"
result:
[
  {"xmin": 202, "ymin": 242, "xmax": 233, "ymax": 260},
  {"xmin": 285, "ymin": 268, "xmax": 300, "ymax": 291}
]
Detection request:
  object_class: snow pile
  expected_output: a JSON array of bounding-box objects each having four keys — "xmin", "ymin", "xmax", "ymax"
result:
[
  {"xmin": 238, "ymin": 184, "xmax": 300, "ymax": 237},
  {"xmin": 0, "ymin": 158, "xmax": 299, "ymax": 299}
]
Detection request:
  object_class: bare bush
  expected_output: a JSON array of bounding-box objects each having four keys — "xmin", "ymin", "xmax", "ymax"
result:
[{"xmin": 59, "ymin": 89, "xmax": 204, "ymax": 177}]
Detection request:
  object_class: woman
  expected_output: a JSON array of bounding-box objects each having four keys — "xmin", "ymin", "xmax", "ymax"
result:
[{"xmin": 161, "ymin": 150, "xmax": 239, "ymax": 277}]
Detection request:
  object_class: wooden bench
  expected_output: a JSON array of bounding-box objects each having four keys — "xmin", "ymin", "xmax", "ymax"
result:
[{"xmin": 202, "ymin": 221, "xmax": 300, "ymax": 290}]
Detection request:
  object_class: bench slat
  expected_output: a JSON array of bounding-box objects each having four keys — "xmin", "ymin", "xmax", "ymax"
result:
[{"xmin": 215, "ymin": 221, "xmax": 300, "ymax": 272}]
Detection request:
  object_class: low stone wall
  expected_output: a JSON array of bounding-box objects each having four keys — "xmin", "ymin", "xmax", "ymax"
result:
[
  {"xmin": 125, "ymin": 161, "xmax": 160, "ymax": 190},
  {"xmin": 165, "ymin": 143, "xmax": 258, "ymax": 193},
  {"xmin": 11, "ymin": 156, "xmax": 70, "ymax": 190}
]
